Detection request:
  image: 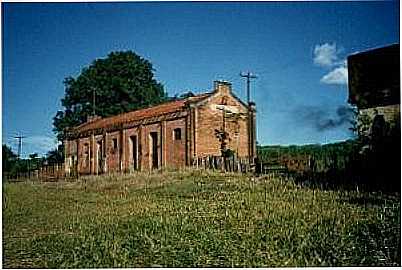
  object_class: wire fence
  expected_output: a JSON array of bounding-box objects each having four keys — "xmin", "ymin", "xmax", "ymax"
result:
[
  {"xmin": 4, "ymin": 162, "xmax": 67, "ymax": 182},
  {"xmin": 192, "ymin": 156, "xmax": 252, "ymax": 173}
]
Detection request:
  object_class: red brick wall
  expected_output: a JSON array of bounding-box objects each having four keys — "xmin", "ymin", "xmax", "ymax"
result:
[
  {"xmin": 196, "ymin": 91, "xmax": 249, "ymax": 158},
  {"xmin": 77, "ymin": 137, "xmax": 91, "ymax": 174},
  {"xmin": 165, "ymin": 118, "xmax": 187, "ymax": 168},
  {"xmin": 122, "ymin": 126, "xmax": 141, "ymax": 172},
  {"xmin": 141, "ymin": 123, "xmax": 161, "ymax": 170},
  {"xmin": 106, "ymin": 131, "xmax": 121, "ymax": 173},
  {"xmin": 93, "ymin": 135, "xmax": 103, "ymax": 174},
  {"xmin": 70, "ymin": 118, "xmax": 187, "ymax": 174}
]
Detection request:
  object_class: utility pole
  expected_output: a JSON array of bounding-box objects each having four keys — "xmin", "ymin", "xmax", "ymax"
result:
[
  {"xmin": 240, "ymin": 71, "xmax": 257, "ymax": 165},
  {"xmin": 92, "ymin": 86, "xmax": 96, "ymax": 116},
  {"xmin": 91, "ymin": 86, "xmax": 97, "ymax": 174},
  {"xmin": 240, "ymin": 71, "xmax": 257, "ymax": 104},
  {"xmin": 14, "ymin": 133, "xmax": 26, "ymax": 159}
]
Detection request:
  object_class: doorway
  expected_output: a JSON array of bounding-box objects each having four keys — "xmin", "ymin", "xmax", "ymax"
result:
[
  {"xmin": 96, "ymin": 141, "xmax": 103, "ymax": 174},
  {"xmin": 149, "ymin": 132, "xmax": 158, "ymax": 169},
  {"xmin": 130, "ymin": 135, "xmax": 138, "ymax": 171}
]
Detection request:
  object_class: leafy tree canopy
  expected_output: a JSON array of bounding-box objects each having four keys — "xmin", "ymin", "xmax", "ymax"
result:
[
  {"xmin": 46, "ymin": 144, "xmax": 64, "ymax": 164},
  {"xmin": 179, "ymin": 91, "xmax": 195, "ymax": 99},
  {"xmin": 3, "ymin": 144, "xmax": 17, "ymax": 173},
  {"xmin": 53, "ymin": 51, "xmax": 167, "ymax": 141},
  {"xmin": 29, "ymin": 153, "xmax": 38, "ymax": 160}
]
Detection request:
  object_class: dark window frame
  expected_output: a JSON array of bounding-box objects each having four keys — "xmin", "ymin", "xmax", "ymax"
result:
[
  {"xmin": 173, "ymin": 128, "xmax": 182, "ymax": 140},
  {"xmin": 84, "ymin": 143, "xmax": 89, "ymax": 155}
]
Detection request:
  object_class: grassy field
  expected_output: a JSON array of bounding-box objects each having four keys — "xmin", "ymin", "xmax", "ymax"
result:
[{"xmin": 3, "ymin": 170, "xmax": 400, "ymax": 267}]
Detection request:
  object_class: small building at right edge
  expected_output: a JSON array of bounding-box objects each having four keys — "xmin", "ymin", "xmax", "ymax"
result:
[{"xmin": 347, "ymin": 44, "xmax": 400, "ymax": 138}]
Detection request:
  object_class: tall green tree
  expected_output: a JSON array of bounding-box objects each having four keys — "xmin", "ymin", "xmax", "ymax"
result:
[
  {"xmin": 3, "ymin": 144, "xmax": 17, "ymax": 175},
  {"xmin": 53, "ymin": 51, "xmax": 167, "ymax": 141}
]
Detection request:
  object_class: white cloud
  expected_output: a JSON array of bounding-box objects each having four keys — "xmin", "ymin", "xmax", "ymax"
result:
[
  {"xmin": 313, "ymin": 42, "xmax": 348, "ymax": 85},
  {"xmin": 313, "ymin": 43, "xmax": 340, "ymax": 67},
  {"xmin": 320, "ymin": 65, "xmax": 348, "ymax": 85},
  {"xmin": 25, "ymin": 135, "xmax": 59, "ymax": 154}
]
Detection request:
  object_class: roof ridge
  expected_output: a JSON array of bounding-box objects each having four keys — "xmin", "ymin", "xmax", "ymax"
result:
[{"xmin": 72, "ymin": 91, "xmax": 212, "ymax": 133}]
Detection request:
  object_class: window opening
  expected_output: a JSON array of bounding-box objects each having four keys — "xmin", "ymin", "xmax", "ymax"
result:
[{"xmin": 174, "ymin": 128, "xmax": 182, "ymax": 140}]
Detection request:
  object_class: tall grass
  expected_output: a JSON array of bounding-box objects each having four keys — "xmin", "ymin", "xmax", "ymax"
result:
[{"xmin": 3, "ymin": 170, "xmax": 400, "ymax": 267}]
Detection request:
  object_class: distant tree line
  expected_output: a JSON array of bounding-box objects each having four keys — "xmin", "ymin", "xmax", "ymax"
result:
[
  {"xmin": 257, "ymin": 140, "xmax": 359, "ymax": 169},
  {"xmin": 2, "ymin": 144, "xmax": 64, "ymax": 180},
  {"xmin": 257, "ymin": 114, "xmax": 400, "ymax": 193}
]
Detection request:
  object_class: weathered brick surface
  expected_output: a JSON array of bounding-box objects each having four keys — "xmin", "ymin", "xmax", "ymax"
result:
[
  {"xmin": 122, "ymin": 126, "xmax": 140, "ymax": 172},
  {"xmin": 196, "ymin": 85, "xmax": 250, "ymax": 158},
  {"xmin": 104, "ymin": 131, "xmax": 120, "ymax": 173},
  {"xmin": 93, "ymin": 134, "xmax": 103, "ymax": 174},
  {"xmin": 358, "ymin": 104, "xmax": 400, "ymax": 136},
  {"xmin": 65, "ymin": 81, "xmax": 256, "ymax": 174},
  {"xmin": 141, "ymin": 122, "xmax": 162, "ymax": 170},
  {"xmin": 77, "ymin": 137, "xmax": 91, "ymax": 174},
  {"xmin": 360, "ymin": 104, "xmax": 400, "ymax": 123},
  {"xmin": 165, "ymin": 118, "xmax": 187, "ymax": 168}
]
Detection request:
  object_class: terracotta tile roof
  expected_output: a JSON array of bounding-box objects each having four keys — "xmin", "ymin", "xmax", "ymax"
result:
[{"xmin": 73, "ymin": 92, "xmax": 211, "ymax": 134}]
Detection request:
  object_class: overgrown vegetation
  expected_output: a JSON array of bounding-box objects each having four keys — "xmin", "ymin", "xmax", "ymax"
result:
[
  {"xmin": 258, "ymin": 140, "xmax": 358, "ymax": 171},
  {"xmin": 2, "ymin": 145, "xmax": 43, "ymax": 180},
  {"xmin": 2, "ymin": 144, "xmax": 64, "ymax": 180},
  {"xmin": 257, "ymin": 130, "xmax": 400, "ymax": 192},
  {"xmin": 3, "ymin": 170, "xmax": 400, "ymax": 267}
]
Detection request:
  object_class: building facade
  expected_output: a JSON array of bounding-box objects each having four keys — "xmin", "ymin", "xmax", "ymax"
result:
[
  {"xmin": 347, "ymin": 44, "xmax": 400, "ymax": 191},
  {"xmin": 64, "ymin": 81, "xmax": 256, "ymax": 174},
  {"xmin": 347, "ymin": 44, "xmax": 400, "ymax": 137}
]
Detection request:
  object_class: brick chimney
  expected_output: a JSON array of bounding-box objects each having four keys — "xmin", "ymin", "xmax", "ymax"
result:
[{"xmin": 214, "ymin": 80, "xmax": 232, "ymax": 94}]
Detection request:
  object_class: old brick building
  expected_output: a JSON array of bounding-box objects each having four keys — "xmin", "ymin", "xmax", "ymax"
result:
[
  {"xmin": 347, "ymin": 44, "xmax": 400, "ymax": 191},
  {"xmin": 64, "ymin": 81, "xmax": 256, "ymax": 174},
  {"xmin": 348, "ymin": 44, "xmax": 400, "ymax": 136}
]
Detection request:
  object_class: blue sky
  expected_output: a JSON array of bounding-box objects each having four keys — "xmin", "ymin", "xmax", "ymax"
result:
[{"xmin": 2, "ymin": 1, "xmax": 399, "ymax": 157}]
